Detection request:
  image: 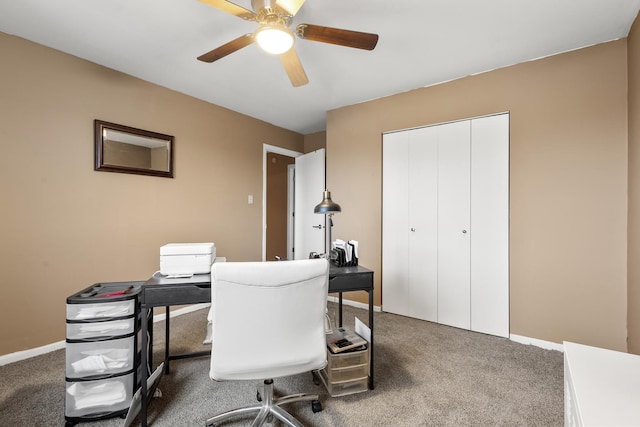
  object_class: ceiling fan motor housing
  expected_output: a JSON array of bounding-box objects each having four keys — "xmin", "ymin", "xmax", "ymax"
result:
[
  {"xmin": 253, "ymin": 0, "xmax": 289, "ymax": 16},
  {"xmin": 197, "ymin": 0, "xmax": 378, "ymax": 86}
]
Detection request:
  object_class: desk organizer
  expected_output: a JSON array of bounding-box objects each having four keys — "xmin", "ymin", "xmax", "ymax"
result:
[
  {"xmin": 320, "ymin": 346, "xmax": 369, "ymax": 397},
  {"xmin": 65, "ymin": 281, "xmax": 143, "ymax": 427}
]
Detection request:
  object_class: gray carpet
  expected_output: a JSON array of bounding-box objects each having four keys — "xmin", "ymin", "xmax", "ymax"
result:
[{"xmin": 0, "ymin": 303, "xmax": 564, "ymax": 426}]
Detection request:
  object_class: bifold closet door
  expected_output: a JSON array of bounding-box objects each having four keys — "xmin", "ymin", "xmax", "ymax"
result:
[
  {"xmin": 407, "ymin": 127, "xmax": 438, "ymax": 322},
  {"xmin": 436, "ymin": 120, "xmax": 471, "ymax": 330},
  {"xmin": 470, "ymin": 114, "xmax": 509, "ymax": 337},
  {"xmin": 382, "ymin": 114, "xmax": 509, "ymax": 338},
  {"xmin": 382, "ymin": 128, "xmax": 438, "ymax": 322},
  {"xmin": 382, "ymin": 131, "xmax": 409, "ymax": 316}
]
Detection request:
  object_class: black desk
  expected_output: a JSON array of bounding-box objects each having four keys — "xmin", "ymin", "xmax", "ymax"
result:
[{"xmin": 139, "ymin": 264, "xmax": 374, "ymax": 427}]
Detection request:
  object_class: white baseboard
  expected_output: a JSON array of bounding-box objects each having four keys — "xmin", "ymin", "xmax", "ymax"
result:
[
  {"xmin": 151, "ymin": 303, "xmax": 210, "ymax": 322},
  {"xmin": 1, "ymin": 302, "xmax": 561, "ymax": 365},
  {"xmin": 0, "ymin": 303, "xmax": 212, "ymax": 366},
  {"xmin": 510, "ymin": 333, "xmax": 564, "ymax": 352},
  {"xmin": 0, "ymin": 340, "xmax": 66, "ymax": 366},
  {"xmin": 327, "ymin": 295, "xmax": 382, "ymax": 312}
]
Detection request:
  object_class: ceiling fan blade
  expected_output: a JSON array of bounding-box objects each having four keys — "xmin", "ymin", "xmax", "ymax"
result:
[
  {"xmin": 277, "ymin": 0, "xmax": 306, "ymax": 16},
  {"xmin": 198, "ymin": 0, "xmax": 256, "ymax": 20},
  {"xmin": 296, "ymin": 24, "xmax": 379, "ymax": 51},
  {"xmin": 279, "ymin": 48, "xmax": 308, "ymax": 87},
  {"xmin": 197, "ymin": 34, "xmax": 255, "ymax": 63}
]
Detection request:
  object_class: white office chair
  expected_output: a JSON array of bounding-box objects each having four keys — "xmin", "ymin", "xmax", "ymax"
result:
[{"xmin": 206, "ymin": 259, "xmax": 329, "ymax": 427}]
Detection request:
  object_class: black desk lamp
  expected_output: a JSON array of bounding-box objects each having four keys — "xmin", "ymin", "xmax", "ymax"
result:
[{"xmin": 314, "ymin": 189, "xmax": 341, "ymax": 254}]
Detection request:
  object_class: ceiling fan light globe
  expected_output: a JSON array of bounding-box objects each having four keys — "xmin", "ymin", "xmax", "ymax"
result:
[{"xmin": 256, "ymin": 27, "xmax": 294, "ymax": 54}]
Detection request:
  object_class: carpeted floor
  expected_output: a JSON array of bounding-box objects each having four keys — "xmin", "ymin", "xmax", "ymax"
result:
[{"xmin": 0, "ymin": 303, "xmax": 564, "ymax": 426}]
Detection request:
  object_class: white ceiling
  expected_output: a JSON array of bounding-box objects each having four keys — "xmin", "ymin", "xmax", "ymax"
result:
[{"xmin": 1, "ymin": 0, "xmax": 639, "ymax": 134}]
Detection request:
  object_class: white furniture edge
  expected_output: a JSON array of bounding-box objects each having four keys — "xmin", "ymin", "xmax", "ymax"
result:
[{"xmin": 563, "ymin": 341, "xmax": 640, "ymax": 426}]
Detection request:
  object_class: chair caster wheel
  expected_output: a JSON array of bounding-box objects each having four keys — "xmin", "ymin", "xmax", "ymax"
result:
[
  {"xmin": 256, "ymin": 390, "xmax": 262, "ymax": 402},
  {"xmin": 311, "ymin": 399, "xmax": 323, "ymax": 413}
]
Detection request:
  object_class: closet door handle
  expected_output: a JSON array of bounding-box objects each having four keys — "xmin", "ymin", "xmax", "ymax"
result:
[
  {"xmin": 410, "ymin": 228, "xmax": 416, "ymax": 232},
  {"xmin": 462, "ymin": 229, "xmax": 467, "ymax": 234}
]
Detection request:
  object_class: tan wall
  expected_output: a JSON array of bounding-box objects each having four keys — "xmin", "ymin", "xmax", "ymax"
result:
[
  {"xmin": 327, "ymin": 40, "xmax": 629, "ymax": 351},
  {"xmin": 0, "ymin": 33, "xmax": 303, "ymax": 356},
  {"xmin": 304, "ymin": 131, "xmax": 326, "ymax": 153},
  {"xmin": 629, "ymin": 15, "xmax": 640, "ymax": 354}
]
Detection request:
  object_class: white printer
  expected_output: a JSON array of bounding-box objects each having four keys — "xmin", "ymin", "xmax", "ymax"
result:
[{"xmin": 160, "ymin": 242, "xmax": 216, "ymax": 276}]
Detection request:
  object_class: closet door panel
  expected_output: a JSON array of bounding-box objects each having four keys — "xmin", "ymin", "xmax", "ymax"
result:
[
  {"xmin": 470, "ymin": 114, "xmax": 510, "ymax": 337},
  {"xmin": 408, "ymin": 127, "xmax": 438, "ymax": 321},
  {"xmin": 382, "ymin": 132, "xmax": 410, "ymax": 315},
  {"xmin": 437, "ymin": 120, "xmax": 471, "ymax": 330}
]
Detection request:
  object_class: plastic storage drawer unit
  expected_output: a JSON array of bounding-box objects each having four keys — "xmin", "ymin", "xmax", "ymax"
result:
[
  {"xmin": 65, "ymin": 281, "xmax": 143, "ymax": 427},
  {"xmin": 65, "ymin": 371, "xmax": 134, "ymax": 418},
  {"xmin": 319, "ymin": 370, "xmax": 369, "ymax": 397},
  {"xmin": 66, "ymin": 333, "xmax": 139, "ymax": 377},
  {"xmin": 66, "ymin": 317, "xmax": 135, "ymax": 340},
  {"xmin": 326, "ymin": 346, "xmax": 368, "ymax": 368},
  {"xmin": 320, "ymin": 347, "xmax": 369, "ymax": 397},
  {"xmin": 323, "ymin": 361, "xmax": 369, "ymax": 383},
  {"xmin": 67, "ymin": 299, "xmax": 136, "ymax": 321}
]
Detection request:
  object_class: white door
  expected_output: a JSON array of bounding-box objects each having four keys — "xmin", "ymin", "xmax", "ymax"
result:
[
  {"xmin": 407, "ymin": 126, "xmax": 439, "ymax": 321},
  {"xmin": 382, "ymin": 132, "xmax": 409, "ymax": 315},
  {"xmin": 294, "ymin": 149, "xmax": 326, "ymax": 259},
  {"xmin": 383, "ymin": 127, "xmax": 439, "ymax": 322},
  {"xmin": 437, "ymin": 120, "xmax": 471, "ymax": 330},
  {"xmin": 470, "ymin": 114, "xmax": 509, "ymax": 337},
  {"xmin": 382, "ymin": 114, "xmax": 509, "ymax": 337}
]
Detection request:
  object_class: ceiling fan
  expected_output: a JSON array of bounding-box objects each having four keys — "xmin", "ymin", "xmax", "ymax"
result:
[{"xmin": 196, "ymin": 0, "xmax": 379, "ymax": 87}]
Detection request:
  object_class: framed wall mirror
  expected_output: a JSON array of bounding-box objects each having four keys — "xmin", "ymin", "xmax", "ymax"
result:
[{"xmin": 94, "ymin": 119, "xmax": 174, "ymax": 178}]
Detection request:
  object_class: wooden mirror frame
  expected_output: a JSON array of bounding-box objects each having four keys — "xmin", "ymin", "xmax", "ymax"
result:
[{"xmin": 94, "ymin": 119, "xmax": 174, "ymax": 178}]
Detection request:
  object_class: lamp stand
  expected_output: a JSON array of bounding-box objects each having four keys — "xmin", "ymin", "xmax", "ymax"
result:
[{"xmin": 325, "ymin": 213, "xmax": 334, "ymax": 255}]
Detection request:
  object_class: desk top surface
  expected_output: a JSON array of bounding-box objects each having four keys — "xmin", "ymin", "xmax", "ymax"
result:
[
  {"xmin": 143, "ymin": 264, "xmax": 372, "ymax": 288},
  {"xmin": 329, "ymin": 264, "xmax": 372, "ymax": 276},
  {"xmin": 145, "ymin": 272, "xmax": 211, "ymax": 286},
  {"xmin": 142, "ymin": 265, "xmax": 373, "ymax": 290}
]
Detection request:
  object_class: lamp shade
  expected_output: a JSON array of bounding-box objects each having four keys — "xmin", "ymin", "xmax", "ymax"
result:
[
  {"xmin": 255, "ymin": 26, "xmax": 294, "ymax": 55},
  {"xmin": 314, "ymin": 190, "xmax": 341, "ymax": 214}
]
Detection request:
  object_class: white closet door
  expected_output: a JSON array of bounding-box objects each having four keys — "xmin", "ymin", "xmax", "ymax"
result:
[
  {"xmin": 407, "ymin": 126, "xmax": 438, "ymax": 321},
  {"xmin": 437, "ymin": 120, "xmax": 471, "ymax": 330},
  {"xmin": 470, "ymin": 114, "xmax": 509, "ymax": 337},
  {"xmin": 382, "ymin": 131, "xmax": 410, "ymax": 315}
]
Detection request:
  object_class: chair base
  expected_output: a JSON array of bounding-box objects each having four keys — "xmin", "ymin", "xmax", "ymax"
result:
[{"xmin": 205, "ymin": 379, "xmax": 322, "ymax": 427}]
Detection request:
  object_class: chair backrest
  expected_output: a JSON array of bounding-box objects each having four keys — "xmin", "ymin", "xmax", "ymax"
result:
[{"xmin": 210, "ymin": 259, "xmax": 329, "ymax": 381}]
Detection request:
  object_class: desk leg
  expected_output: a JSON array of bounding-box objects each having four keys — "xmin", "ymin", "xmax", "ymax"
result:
[
  {"xmin": 338, "ymin": 293, "xmax": 343, "ymax": 327},
  {"xmin": 141, "ymin": 307, "xmax": 150, "ymax": 427},
  {"xmin": 369, "ymin": 289, "xmax": 375, "ymax": 390},
  {"xmin": 148, "ymin": 310, "xmax": 153, "ymax": 369},
  {"xmin": 165, "ymin": 306, "xmax": 170, "ymax": 374}
]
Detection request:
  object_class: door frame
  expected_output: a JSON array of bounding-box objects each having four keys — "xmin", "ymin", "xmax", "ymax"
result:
[
  {"xmin": 262, "ymin": 144, "xmax": 302, "ymax": 261},
  {"xmin": 287, "ymin": 163, "xmax": 296, "ymax": 259}
]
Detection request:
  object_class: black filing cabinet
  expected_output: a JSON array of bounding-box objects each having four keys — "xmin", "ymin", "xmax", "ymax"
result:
[{"xmin": 64, "ymin": 282, "xmax": 143, "ymax": 426}]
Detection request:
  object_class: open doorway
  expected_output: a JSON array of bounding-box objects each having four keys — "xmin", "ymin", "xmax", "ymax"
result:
[
  {"xmin": 266, "ymin": 152, "xmax": 296, "ymax": 260},
  {"xmin": 262, "ymin": 144, "xmax": 301, "ymax": 261}
]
